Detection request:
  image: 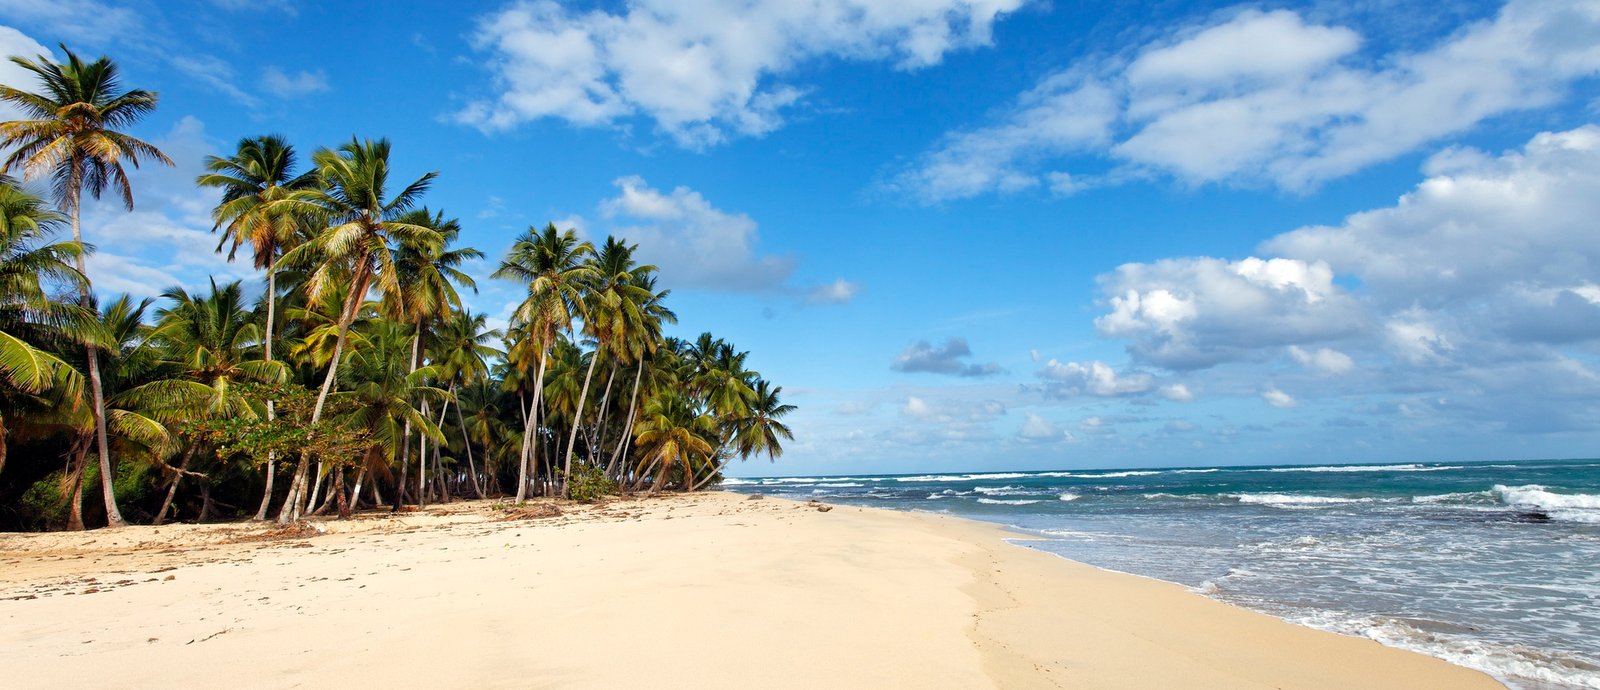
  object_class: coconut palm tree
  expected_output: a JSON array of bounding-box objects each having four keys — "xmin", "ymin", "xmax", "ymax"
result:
[
  {"xmin": 333, "ymin": 320, "xmax": 448, "ymax": 516},
  {"xmin": 385, "ymin": 208, "xmax": 478, "ymax": 506},
  {"xmin": 432, "ymin": 311, "xmax": 500, "ymax": 497},
  {"xmin": 492, "ymin": 224, "xmax": 593, "ymax": 501},
  {"xmin": 195, "ymin": 135, "xmax": 315, "ymax": 519},
  {"xmin": 633, "ymin": 391, "xmax": 716, "ymax": 495},
  {"xmin": 559, "ymin": 237, "xmax": 655, "ymax": 497},
  {"xmin": 0, "ymin": 177, "xmax": 100, "ymax": 475},
  {"xmin": 271, "ymin": 137, "xmax": 438, "ymax": 522},
  {"xmin": 0, "ymin": 45, "xmax": 173, "ymax": 527},
  {"xmin": 122, "ymin": 280, "xmax": 287, "ymax": 523}
]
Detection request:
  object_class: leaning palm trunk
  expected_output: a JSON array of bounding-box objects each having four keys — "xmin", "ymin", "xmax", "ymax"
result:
[
  {"xmin": 418, "ymin": 398, "xmax": 430, "ymax": 507},
  {"xmin": 279, "ymin": 265, "xmax": 371, "ymax": 523},
  {"xmin": 590, "ymin": 364, "xmax": 617, "ymax": 470},
  {"xmin": 153, "ymin": 445, "xmax": 199, "ymax": 525},
  {"xmin": 515, "ymin": 350, "xmax": 548, "ymax": 502},
  {"xmin": 606, "ymin": 359, "xmax": 645, "ymax": 481},
  {"xmin": 68, "ymin": 200, "xmax": 124, "ymax": 527},
  {"xmin": 452, "ymin": 388, "xmax": 483, "ymax": 498},
  {"xmin": 254, "ymin": 265, "xmax": 279, "ymax": 521},
  {"xmin": 561, "ymin": 348, "xmax": 601, "ymax": 498}
]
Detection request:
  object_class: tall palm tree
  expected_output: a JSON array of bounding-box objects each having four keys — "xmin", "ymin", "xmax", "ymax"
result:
[
  {"xmin": 333, "ymin": 320, "xmax": 448, "ymax": 516},
  {"xmin": 195, "ymin": 135, "xmax": 314, "ymax": 519},
  {"xmin": 0, "ymin": 45, "xmax": 173, "ymax": 527},
  {"xmin": 271, "ymin": 137, "xmax": 438, "ymax": 522},
  {"xmin": 558, "ymin": 236, "xmax": 654, "ymax": 497},
  {"xmin": 385, "ymin": 208, "xmax": 478, "ymax": 507},
  {"xmin": 0, "ymin": 178, "xmax": 99, "ymax": 475},
  {"xmin": 492, "ymin": 224, "xmax": 593, "ymax": 501},
  {"xmin": 432, "ymin": 311, "xmax": 500, "ymax": 497}
]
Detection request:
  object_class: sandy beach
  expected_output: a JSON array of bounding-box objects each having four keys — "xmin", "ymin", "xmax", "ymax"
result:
[{"xmin": 0, "ymin": 492, "xmax": 1503, "ymax": 689}]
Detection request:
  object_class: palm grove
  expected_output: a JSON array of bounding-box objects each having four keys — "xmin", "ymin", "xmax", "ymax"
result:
[{"xmin": 0, "ymin": 47, "xmax": 794, "ymax": 530}]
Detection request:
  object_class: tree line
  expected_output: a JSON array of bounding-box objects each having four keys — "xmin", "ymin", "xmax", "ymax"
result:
[{"xmin": 0, "ymin": 46, "xmax": 793, "ymax": 530}]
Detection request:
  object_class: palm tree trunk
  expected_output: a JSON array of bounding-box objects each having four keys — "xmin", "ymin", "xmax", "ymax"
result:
[
  {"xmin": 606, "ymin": 359, "xmax": 645, "ymax": 480},
  {"xmin": 154, "ymin": 444, "xmax": 198, "ymax": 525},
  {"xmin": 433, "ymin": 402, "xmax": 450, "ymax": 502},
  {"xmin": 561, "ymin": 347, "xmax": 601, "ymax": 498},
  {"xmin": 400, "ymin": 315, "xmax": 423, "ymax": 505},
  {"xmin": 280, "ymin": 265, "xmax": 370, "ymax": 523},
  {"xmin": 64, "ymin": 437, "xmax": 90, "ymax": 530},
  {"xmin": 67, "ymin": 199, "xmax": 123, "ymax": 527},
  {"xmin": 255, "ymin": 264, "xmax": 278, "ymax": 521},
  {"xmin": 452, "ymin": 386, "xmax": 483, "ymax": 498},
  {"xmin": 591, "ymin": 363, "xmax": 617, "ymax": 466},
  {"xmin": 515, "ymin": 350, "xmax": 548, "ymax": 502},
  {"xmin": 418, "ymin": 398, "xmax": 430, "ymax": 508}
]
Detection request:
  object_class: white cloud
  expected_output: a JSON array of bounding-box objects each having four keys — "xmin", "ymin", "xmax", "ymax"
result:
[
  {"xmin": 1262, "ymin": 386, "xmax": 1298, "ymax": 409},
  {"xmin": 597, "ymin": 176, "xmax": 794, "ymax": 291},
  {"xmin": 807, "ymin": 278, "xmax": 860, "ymax": 304},
  {"xmin": 261, "ymin": 67, "xmax": 329, "ymax": 98},
  {"xmin": 0, "ymin": 25, "xmax": 49, "ymax": 123},
  {"xmin": 1288, "ymin": 345, "xmax": 1356, "ymax": 375},
  {"xmin": 1035, "ymin": 359, "xmax": 1153, "ymax": 396},
  {"xmin": 1094, "ymin": 256, "xmax": 1365, "ymax": 370},
  {"xmin": 457, "ymin": 0, "xmax": 1026, "ymax": 147},
  {"xmin": 902, "ymin": 396, "xmax": 932, "ymax": 417},
  {"xmin": 1017, "ymin": 413, "xmax": 1061, "ymax": 440},
  {"xmin": 1159, "ymin": 383, "xmax": 1194, "ymax": 402},
  {"xmin": 896, "ymin": 0, "xmax": 1600, "ymax": 200}
]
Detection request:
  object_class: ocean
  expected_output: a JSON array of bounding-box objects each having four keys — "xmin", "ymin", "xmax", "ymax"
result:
[{"xmin": 724, "ymin": 459, "xmax": 1600, "ymax": 690}]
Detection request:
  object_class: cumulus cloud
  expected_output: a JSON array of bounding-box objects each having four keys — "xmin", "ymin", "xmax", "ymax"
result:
[
  {"xmin": 598, "ymin": 176, "xmax": 794, "ymax": 291},
  {"xmin": 1094, "ymin": 256, "xmax": 1366, "ymax": 370},
  {"xmin": 1035, "ymin": 359, "xmax": 1153, "ymax": 397},
  {"xmin": 894, "ymin": 0, "xmax": 1600, "ymax": 200},
  {"xmin": 1159, "ymin": 383, "xmax": 1195, "ymax": 402},
  {"xmin": 1262, "ymin": 386, "xmax": 1298, "ymax": 409},
  {"xmin": 0, "ymin": 26, "xmax": 49, "ymax": 122},
  {"xmin": 1087, "ymin": 124, "xmax": 1600, "ymax": 437},
  {"xmin": 807, "ymin": 278, "xmax": 861, "ymax": 304},
  {"xmin": 891, "ymin": 337, "xmax": 1003, "ymax": 377},
  {"xmin": 1288, "ymin": 346, "xmax": 1356, "ymax": 375},
  {"xmin": 1017, "ymin": 413, "xmax": 1062, "ymax": 440},
  {"xmin": 260, "ymin": 67, "xmax": 329, "ymax": 98},
  {"xmin": 457, "ymin": 0, "xmax": 1025, "ymax": 147}
]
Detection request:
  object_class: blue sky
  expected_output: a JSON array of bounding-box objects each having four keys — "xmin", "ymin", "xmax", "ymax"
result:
[{"xmin": 2, "ymin": 0, "xmax": 1598, "ymax": 477}]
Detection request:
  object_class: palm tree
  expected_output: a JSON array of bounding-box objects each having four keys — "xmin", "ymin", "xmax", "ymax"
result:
[
  {"xmin": 385, "ymin": 208, "xmax": 478, "ymax": 507},
  {"xmin": 492, "ymin": 224, "xmax": 594, "ymax": 501},
  {"xmin": 271, "ymin": 137, "xmax": 438, "ymax": 522},
  {"xmin": 195, "ymin": 135, "xmax": 314, "ymax": 519},
  {"xmin": 0, "ymin": 177, "xmax": 99, "ymax": 475},
  {"xmin": 604, "ymin": 273, "xmax": 675, "ymax": 481},
  {"xmin": 557, "ymin": 236, "xmax": 655, "ymax": 497},
  {"xmin": 432, "ymin": 311, "xmax": 500, "ymax": 497},
  {"xmin": 633, "ymin": 391, "xmax": 716, "ymax": 495},
  {"xmin": 122, "ymin": 280, "xmax": 286, "ymax": 523},
  {"xmin": 0, "ymin": 45, "xmax": 173, "ymax": 527},
  {"xmin": 333, "ymin": 320, "xmax": 448, "ymax": 517}
]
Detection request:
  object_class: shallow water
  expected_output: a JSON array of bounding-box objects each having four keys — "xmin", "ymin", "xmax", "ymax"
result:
[{"xmin": 725, "ymin": 459, "xmax": 1600, "ymax": 690}]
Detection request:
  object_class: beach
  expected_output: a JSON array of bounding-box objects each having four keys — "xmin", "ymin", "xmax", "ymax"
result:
[{"xmin": 0, "ymin": 492, "xmax": 1501, "ymax": 689}]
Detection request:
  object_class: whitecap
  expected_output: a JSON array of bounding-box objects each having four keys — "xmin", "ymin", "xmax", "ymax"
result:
[
  {"xmin": 1058, "ymin": 492, "xmax": 1081, "ymax": 501},
  {"xmin": 1258, "ymin": 464, "xmax": 1462, "ymax": 473},
  {"xmin": 1232, "ymin": 493, "xmax": 1372, "ymax": 507},
  {"xmin": 973, "ymin": 485, "xmax": 1025, "ymax": 495},
  {"xmin": 976, "ymin": 498, "xmax": 1041, "ymax": 505}
]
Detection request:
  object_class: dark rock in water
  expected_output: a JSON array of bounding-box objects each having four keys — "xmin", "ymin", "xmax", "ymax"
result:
[
  {"xmin": 1512, "ymin": 510, "xmax": 1552, "ymax": 523},
  {"xmin": 747, "ymin": 494, "xmax": 765, "ymax": 501}
]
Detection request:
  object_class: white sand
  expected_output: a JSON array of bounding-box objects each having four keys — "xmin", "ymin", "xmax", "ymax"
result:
[{"xmin": 0, "ymin": 492, "xmax": 1503, "ymax": 689}]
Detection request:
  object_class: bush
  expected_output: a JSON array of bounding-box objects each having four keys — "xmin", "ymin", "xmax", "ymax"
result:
[{"xmin": 564, "ymin": 462, "xmax": 616, "ymax": 504}]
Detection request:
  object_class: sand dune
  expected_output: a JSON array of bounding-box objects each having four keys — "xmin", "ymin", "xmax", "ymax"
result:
[{"xmin": 0, "ymin": 492, "xmax": 1502, "ymax": 689}]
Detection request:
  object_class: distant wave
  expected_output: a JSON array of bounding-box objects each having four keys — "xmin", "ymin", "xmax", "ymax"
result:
[
  {"xmin": 1495, "ymin": 485, "xmax": 1600, "ymax": 524},
  {"xmin": 1232, "ymin": 493, "xmax": 1373, "ymax": 507},
  {"xmin": 973, "ymin": 485, "xmax": 1025, "ymax": 495},
  {"xmin": 1041, "ymin": 470, "xmax": 1163, "ymax": 479},
  {"xmin": 1058, "ymin": 492, "xmax": 1081, "ymax": 501},
  {"xmin": 1258, "ymin": 464, "xmax": 1462, "ymax": 474},
  {"xmin": 976, "ymin": 498, "xmax": 1041, "ymax": 505},
  {"xmin": 896, "ymin": 472, "xmax": 1031, "ymax": 483},
  {"xmin": 1411, "ymin": 491, "xmax": 1496, "ymax": 504},
  {"xmin": 1143, "ymin": 492, "xmax": 1208, "ymax": 501},
  {"xmin": 1173, "ymin": 468, "xmax": 1220, "ymax": 474},
  {"xmin": 812, "ymin": 482, "xmax": 863, "ymax": 488}
]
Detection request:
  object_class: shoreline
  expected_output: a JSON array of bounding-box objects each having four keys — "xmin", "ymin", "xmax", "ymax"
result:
[{"xmin": 0, "ymin": 492, "xmax": 1504, "ymax": 689}]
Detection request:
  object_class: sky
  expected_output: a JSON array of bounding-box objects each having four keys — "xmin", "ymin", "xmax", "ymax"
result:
[{"xmin": 1, "ymin": 0, "xmax": 1598, "ymax": 477}]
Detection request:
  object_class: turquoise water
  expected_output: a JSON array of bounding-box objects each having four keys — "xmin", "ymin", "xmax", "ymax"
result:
[{"xmin": 726, "ymin": 459, "xmax": 1600, "ymax": 690}]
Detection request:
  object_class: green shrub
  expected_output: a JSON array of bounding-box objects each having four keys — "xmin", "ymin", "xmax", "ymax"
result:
[{"xmin": 565, "ymin": 462, "xmax": 616, "ymax": 503}]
